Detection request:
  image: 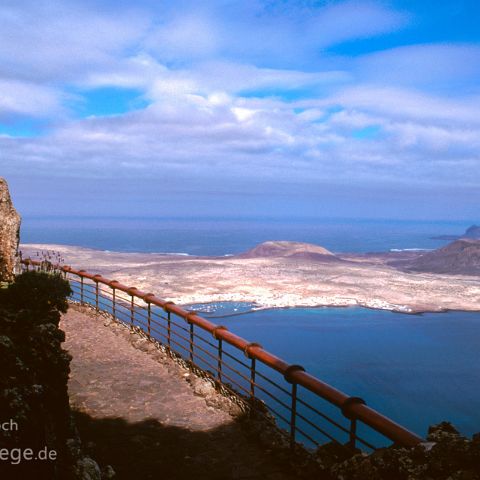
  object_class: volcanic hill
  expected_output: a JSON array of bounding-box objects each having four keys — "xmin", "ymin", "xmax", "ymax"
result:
[
  {"xmin": 404, "ymin": 238, "xmax": 480, "ymax": 275},
  {"xmin": 237, "ymin": 241, "xmax": 340, "ymax": 261}
]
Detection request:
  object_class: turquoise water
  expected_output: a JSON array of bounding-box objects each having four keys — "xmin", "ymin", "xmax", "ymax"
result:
[{"xmin": 191, "ymin": 304, "xmax": 480, "ymax": 440}]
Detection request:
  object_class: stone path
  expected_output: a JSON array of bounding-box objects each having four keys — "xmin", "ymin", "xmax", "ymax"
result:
[{"xmin": 62, "ymin": 305, "xmax": 311, "ymax": 480}]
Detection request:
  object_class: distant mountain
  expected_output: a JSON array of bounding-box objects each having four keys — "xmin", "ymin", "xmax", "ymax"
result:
[
  {"xmin": 431, "ymin": 224, "xmax": 480, "ymax": 241},
  {"xmin": 463, "ymin": 225, "xmax": 480, "ymax": 239},
  {"xmin": 404, "ymin": 238, "xmax": 480, "ymax": 275},
  {"xmin": 238, "ymin": 241, "xmax": 339, "ymax": 261}
]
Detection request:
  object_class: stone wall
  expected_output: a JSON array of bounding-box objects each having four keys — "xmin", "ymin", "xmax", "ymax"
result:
[{"xmin": 0, "ymin": 178, "xmax": 21, "ymax": 282}]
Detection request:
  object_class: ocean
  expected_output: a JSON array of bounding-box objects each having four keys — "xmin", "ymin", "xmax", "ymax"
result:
[
  {"xmin": 22, "ymin": 216, "xmax": 480, "ymax": 442},
  {"xmin": 20, "ymin": 215, "xmax": 467, "ymax": 255},
  {"xmin": 194, "ymin": 304, "xmax": 480, "ymax": 442}
]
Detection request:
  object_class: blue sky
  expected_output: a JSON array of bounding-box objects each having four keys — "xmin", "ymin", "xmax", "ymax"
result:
[{"xmin": 1, "ymin": 0, "xmax": 479, "ymax": 220}]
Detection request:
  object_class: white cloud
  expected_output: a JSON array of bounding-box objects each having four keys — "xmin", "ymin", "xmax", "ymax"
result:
[
  {"xmin": 0, "ymin": 0, "xmax": 148, "ymax": 82},
  {"xmin": 2, "ymin": 84, "xmax": 479, "ymax": 190},
  {"xmin": 145, "ymin": 13, "xmax": 219, "ymax": 61},
  {"xmin": 0, "ymin": 79, "xmax": 65, "ymax": 118},
  {"xmin": 356, "ymin": 43, "xmax": 480, "ymax": 90},
  {"xmin": 332, "ymin": 85, "xmax": 480, "ymax": 125},
  {"xmin": 139, "ymin": 0, "xmax": 407, "ymax": 67},
  {"xmin": 301, "ymin": 0, "xmax": 408, "ymax": 48}
]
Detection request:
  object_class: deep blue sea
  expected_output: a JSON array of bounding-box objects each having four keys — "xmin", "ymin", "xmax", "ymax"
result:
[
  {"xmin": 191, "ymin": 304, "xmax": 480, "ymax": 442},
  {"xmin": 23, "ymin": 216, "xmax": 480, "ymax": 442},
  {"xmin": 20, "ymin": 215, "xmax": 468, "ymax": 255}
]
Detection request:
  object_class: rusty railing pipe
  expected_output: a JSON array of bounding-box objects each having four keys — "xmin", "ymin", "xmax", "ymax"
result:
[{"xmin": 21, "ymin": 259, "xmax": 423, "ymax": 448}]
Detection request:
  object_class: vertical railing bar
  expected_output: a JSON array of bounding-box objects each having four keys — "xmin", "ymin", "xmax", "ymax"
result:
[
  {"xmin": 342, "ymin": 396, "xmax": 366, "ymax": 450},
  {"xmin": 250, "ymin": 357, "xmax": 256, "ymax": 401},
  {"xmin": 189, "ymin": 323, "xmax": 194, "ymax": 363},
  {"xmin": 167, "ymin": 311, "xmax": 171, "ymax": 349},
  {"xmin": 80, "ymin": 277, "xmax": 84, "ymax": 304},
  {"xmin": 349, "ymin": 419, "xmax": 357, "ymax": 449},
  {"xmin": 284, "ymin": 365, "xmax": 304, "ymax": 450},
  {"xmin": 112, "ymin": 287, "xmax": 116, "ymax": 319},
  {"xmin": 147, "ymin": 302, "xmax": 151, "ymax": 338},
  {"xmin": 130, "ymin": 295, "xmax": 134, "ymax": 328},
  {"xmin": 250, "ymin": 356, "xmax": 257, "ymax": 418},
  {"xmin": 290, "ymin": 382, "xmax": 298, "ymax": 449},
  {"xmin": 217, "ymin": 338, "xmax": 223, "ymax": 382},
  {"xmin": 95, "ymin": 281, "xmax": 99, "ymax": 312},
  {"xmin": 244, "ymin": 342, "xmax": 262, "ymax": 418}
]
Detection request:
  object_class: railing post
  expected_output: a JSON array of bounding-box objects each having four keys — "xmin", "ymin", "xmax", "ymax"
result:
[
  {"xmin": 244, "ymin": 342, "xmax": 262, "ymax": 415},
  {"xmin": 167, "ymin": 311, "xmax": 171, "ymax": 349},
  {"xmin": 247, "ymin": 357, "xmax": 257, "ymax": 420},
  {"xmin": 217, "ymin": 338, "xmax": 223, "ymax": 382},
  {"xmin": 212, "ymin": 326, "xmax": 227, "ymax": 384},
  {"xmin": 186, "ymin": 311, "xmax": 197, "ymax": 364},
  {"xmin": 80, "ymin": 277, "xmax": 84, "ymax": 304},
  {"xmin": 147, "ymin": 302, "xmax": 151, "ymax": 338},
  {"xmin": 112, "ymin": 288, "xmax": 116, "ymax": 318},
  {"xmin": 349, "ymin": 419, "xmax": 358, "ymax": 449},
  {"xmin": 163, "ymin": 302, "xmax": 175, "ymax": 351},
  {"xmin": 250, "ymin": 357, "xmax": 256, "ymax": 401},
  {"xmin": 284, "ymin": 365, "xmax": 306, "ymax": 450},
  {"xmin": 189, "ymin": 323, "xmax": 194, "ymax": 364},
  {"xmin": 290, "ymin": 382, "xmax": 298, "ymax": 448},
  {"xmin": 130, "ymin": 295, "xmax": 134, "ymax": 328},
  {"xmin": 95, "ymin": 281, "xmax": 99, "ymax": 312},
  {"xmin": 341, "ymin": 397, "xmax": 366, "ymax": 450}
]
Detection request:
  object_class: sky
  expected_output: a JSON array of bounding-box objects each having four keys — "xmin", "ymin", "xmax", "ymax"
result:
[{"xmin": 1, "ymin": 0, "xmax": 479, "ymax": 220}]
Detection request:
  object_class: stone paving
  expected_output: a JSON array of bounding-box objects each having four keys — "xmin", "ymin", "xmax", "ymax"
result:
[{"xmin": 62, "ymin": 305, "xmax": 309, "ymax": 480}]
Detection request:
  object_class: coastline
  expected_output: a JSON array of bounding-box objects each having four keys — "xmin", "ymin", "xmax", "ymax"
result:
[{"xmin": 20, "ymin": 243, "xmax": 480, "ymax": 315}]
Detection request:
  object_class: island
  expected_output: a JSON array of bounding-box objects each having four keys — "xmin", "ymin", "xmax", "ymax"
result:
[
  {"xmin": 431, "ymin": 224, "xmax": 480, "ymax": 240},
  {"xmin": 20, "ymin": 239, "xmax": 480, "ymax": 314}
]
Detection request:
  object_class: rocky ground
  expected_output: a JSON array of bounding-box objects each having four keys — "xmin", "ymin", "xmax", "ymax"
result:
[
  {"xmin": 21, "ymin": 243, "xmax": 480, "ymax": 314},
  {"xmin": 63, "ymin": 304, "xmax": 308, "ymax": 480}
]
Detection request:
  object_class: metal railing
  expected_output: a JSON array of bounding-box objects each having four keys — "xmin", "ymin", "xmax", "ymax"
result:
[{"xmin": 22, "ymin": 259, "xmax": 423, "ymax": 451}]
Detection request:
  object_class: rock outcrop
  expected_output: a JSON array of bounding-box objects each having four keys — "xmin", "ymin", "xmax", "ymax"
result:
[
  {"xmin": 238, "ymin": 241, "xmax": 339, "ymax": 261},
  {"xmin": 0, "ymin": 178, "xmax": 21, "ymax": 282},
  {"xmin": 325, "ymin": 422, "xmax": 480, "ymax": 480}
]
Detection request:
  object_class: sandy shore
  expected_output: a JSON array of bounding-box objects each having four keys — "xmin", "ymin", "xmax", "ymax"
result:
[{"xmin": 21, "ymin": 243, "xmax": 480, "ymax": 314}]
